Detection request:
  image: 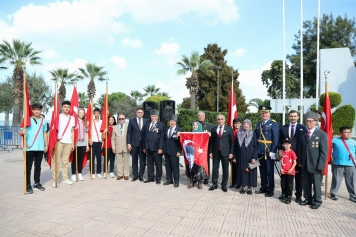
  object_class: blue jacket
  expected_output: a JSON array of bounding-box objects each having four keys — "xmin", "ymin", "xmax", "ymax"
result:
[{"xmin": 255, "ymin": 118, "xmax": 279, "ymax": 154}]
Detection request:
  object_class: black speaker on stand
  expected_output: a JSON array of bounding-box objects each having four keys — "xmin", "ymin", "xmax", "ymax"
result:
[
  {"xmin": 159, "ymin": 100, "xmax": 175, "ymax": 123},
  {"xmin": 143, "ymin": 101, "xmax": 158, "ymax": 121}
]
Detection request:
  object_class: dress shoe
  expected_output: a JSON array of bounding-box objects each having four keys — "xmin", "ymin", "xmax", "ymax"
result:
[
  {"xmin": 239, "ymin": 189, "xmax": 246, "ymax": 194},
  {"xmin": 265, "ymin": 192, "xmax": 274, "ymax": 197},
  {"xmin": 285, "ymin": 196, "xmax": 292, "ymax": 204},
  {"xmin": 124, "ymin": 176, "xmax": 129, "ymax": 180},
  {"xmin": 255, "ymin": 188, "xmax": 267, "ymax": 194},
  {"xmin": 310, "ymin": 204, "xmax": 320, "ymax": 209},
  {"xmin": 144, "ymin": 179, "xmax": 154, "ymax": 183},
  {"xmin": 246, "ymin": 189, "xmax": 252, "ymax": 195},
  {"xmin": 222, "ymin": 186, "xmax": 228, "ymax": 192},
  {"xmin": 300, "ymin": 199, "xmax": 313, "ymax": 206},
  {"xmin": 163, "ymin": 180, "xmax": 172, "ymax": 185},
  {"xmin": 281, "ymin": 196, "xmax": 287, "ymax": 203},
  {"xmin": 139, "ymin": 177, "xmax": 144, "ymax": 182},
  {"xmin": 295, "ymin": 196, "xmax": 302, "ymax": 203},
  {"xmin": 131, "ymin": 177, "xmax": 138, "ymax": 182},
  {"xmin": 156, "ymin": 180, "xmax": 161, "ymax": 185},
  {"xmin": 278, "ymin": 195, "xmax": 283, "ymax": 200},
  {"xmin": 174, "ymin": 183, "xmax": 179, "ymax": 188},
  {"xmin": 117, "ymin": 176, "xmax": 123, "ymax": 180},
  {"xmin": 203, "ymin": 179, "xmax": 209, "ymax": 185},
  {"xmin": 209, "ymin": 185, "xmax": 218, "ymax": 191}
]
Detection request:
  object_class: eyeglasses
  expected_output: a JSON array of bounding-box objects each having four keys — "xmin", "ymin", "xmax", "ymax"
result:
[
  {"xmin": 342, "ymin": 132, "xmax": 351, "ymax": 134},
  {"xmin": 217, "ymin": 118, "xmax": 224, "ymax": 120},
  {"xmin": 305, "ymin": 120, "xmax": 315, "ymax": 123},
  {"xmin": 118, "ymin": 118, "xmax": 125, "ymax": 120}
]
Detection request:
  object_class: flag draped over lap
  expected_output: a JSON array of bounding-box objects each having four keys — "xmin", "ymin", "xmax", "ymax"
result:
[
  {"xmin": 180, "ymin": 132, "xmax": 210, "ymax": 175},
  {"xmin": 321, "ymin": 92, "xmax": 333, "ymax": 176}
]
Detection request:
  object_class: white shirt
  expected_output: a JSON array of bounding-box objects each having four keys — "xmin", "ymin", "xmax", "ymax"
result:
[
  {"xmin": 58, "ymin": 114, "xmax": 75, "ymax": 144},
  {"xmin": 308, "ymin": 127, "xmax": 316, "ymax": 137},
  {"xmin": 217, "ymin": 125, "xmax": 225, "ymax": 135},
  {"xmin": 119, "ymin": 123, "xmax": 125, "ymax": 134},
  {"xmin": 149, "ymin": 122, "xmax": 156, "ymax": 131},
  {"xmin": 136, "ymin": 117, "xmax": 143, "ymax": 130},
  {"xmin": 167, "ymin": 126, "xmax": 176, "ymax": 137},
  {"xmin": 92, "ymin": 119, "xmax": 102, "ymax": 142}
]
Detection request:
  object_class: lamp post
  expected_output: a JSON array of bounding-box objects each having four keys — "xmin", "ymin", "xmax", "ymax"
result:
[{"xmin": 215, "ymin": 66, "xmax": 221, "ymax": 112}]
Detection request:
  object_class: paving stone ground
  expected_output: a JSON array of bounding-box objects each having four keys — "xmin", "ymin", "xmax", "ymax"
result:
[{"xmin": 0, "ymin": 150, "xmax": 355, "ymax": 237}]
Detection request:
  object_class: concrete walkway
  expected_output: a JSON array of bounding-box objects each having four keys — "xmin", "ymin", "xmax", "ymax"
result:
[{"xmin": 0, "ymin": 150, "xmax": 355, "ymax": 237}]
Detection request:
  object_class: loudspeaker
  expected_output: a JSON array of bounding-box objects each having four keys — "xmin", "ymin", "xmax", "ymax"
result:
[
  {"xmin": 143, "ymin": 101, "xmax": 158, "ymax": 120},
  {"xmin": 160, "ymin": 100, "xmax": 175, "ymax": 123}
]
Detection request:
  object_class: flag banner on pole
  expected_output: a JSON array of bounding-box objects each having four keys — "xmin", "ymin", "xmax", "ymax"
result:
[
  {"xmin": 20, "ymin": 81, "xmax": 32, "ymax": 128},
  {"xmin": 47, "ymin": 90, "xmax": 60, "ymax": 167},
  {"xmin": 86, "ymin": 102, "xmax": 92, "ymax": 142},
  {"xmin": 70, "ymin": 87, "xmax": 79, "ymax": 143},
  {"xmin": 100, "ymin": 94, "xmax": 109, "ymax": 132},
  {"xmin": 321, "ymin": 92, "xmax": 333, "ymax": 176},
  {"xmin": 227, "ymin": 82, "xmax": 238, "ymax": 126},
  {"xmin": 180, "ymin": 132, "xmax": 210, "ymax": 176}
]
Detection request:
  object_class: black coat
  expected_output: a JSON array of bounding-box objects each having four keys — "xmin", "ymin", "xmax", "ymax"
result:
[
  {"xmin": 163, "ymin": 126, "xmax": 183, "ymax": 156},
  {"xmin": 143, "ymin": 121, "xmax": 165, "ymax": 151},
  {"xmin": 210, "ymin": 125, "xmax": 234, "ymax": 157},
  {"xmin": 126, "ymin": 117, "xmax": 148, "ymax": 147}
]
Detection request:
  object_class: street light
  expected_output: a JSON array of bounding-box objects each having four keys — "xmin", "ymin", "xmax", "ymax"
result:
[{"xmin": 215, "ymin": 66, "xmax": 221, "ymax": 112}]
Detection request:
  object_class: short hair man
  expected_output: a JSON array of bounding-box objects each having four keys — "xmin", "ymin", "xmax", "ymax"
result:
[
  {"xmin": 330, "ymin": 126, "xmax": 356, "ymax": 203},
  {"xmin": 90, "ymin": 108, "xmax": 103, "ymax": 178}
]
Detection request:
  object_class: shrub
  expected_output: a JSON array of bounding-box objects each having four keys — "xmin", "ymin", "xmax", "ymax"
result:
[
  {"xmin": 144, "ymin": 95, "xmax": 169, "ymax": 110},
  {"xmin": 319, "ymin": 92, "xmax": 342, "ymax": 108},
  {"xmin": 310, "ymin": 106, "xmax": 323, "ymax": 112},
  {"xmin": 332, "ymin": 104, "xmax": 355, "ymax": 134}
]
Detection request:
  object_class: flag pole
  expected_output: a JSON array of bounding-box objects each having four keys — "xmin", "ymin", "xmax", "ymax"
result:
[
  {"xmin": 282, "ymin": 0, "xmax": 286, "ymax": 125},
  {"xmin": 300, "ymin": 0, "xmax": 304, "ymax": 122},
  {"xmin": 90, "ymin": 99, "xmax": 93, "ymax": 179},
  {"xmin": 315, "ymin": 0, "xmax": 321, "ymax": 110},
  {"xmin": 54, "ymin": 83, "xmax": 59, "ymax": 188},
  {"xmin": 105, "ymin": 78, "xmax": 108, "ymax": 179},
  {"xmin": 23, "ymin": 66, "xmax": 27, "ymax": 195},
  {"xmin": 74, "ymin": 73, "xmax": 79, "ymax": 182},
  {"xmin": 230, "ymin": 68, "xmax": 233, "ymax": 188},
  {"xmin": 324, "ymin": 72, "xmax": 329, "ymax": 200}
]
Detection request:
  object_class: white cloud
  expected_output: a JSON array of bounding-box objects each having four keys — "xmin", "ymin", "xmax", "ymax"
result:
[
  {"xmin": 154, "ymin": 42, "xmax": 180, "ymax": 56},
  {"xmin": 261, "ymin": 61, "xmax": 272, "ymax": 71},
  {"xmin": 232, "ymin": 48, "xmax": 246, "ymax": 57},
  {"xmin": 44, "ymin": 58, "xmax": 87, "ymax": 74},
  {"xmin": 42, "ymin": 49, "xmax": 59, "ymax": 59},
  {"xmin": 155, "ymin": 74, "xmax": 190, "ymax": 103},
  {"xmin": 110, "ymin": 56, "xmax": 128, "ymax": 70},
  {"xmin": 121, "ymin": 37, "xmax": 143, "ymax": 49}
]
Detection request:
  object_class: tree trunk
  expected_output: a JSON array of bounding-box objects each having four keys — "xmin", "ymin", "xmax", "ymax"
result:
[
  {"xmin": 5, "ymin": 111, "xmax": 9, "ymax": 126},
  {"xmin": 190, "ymin": 92, "xmax": 196, "ymax": 110}
]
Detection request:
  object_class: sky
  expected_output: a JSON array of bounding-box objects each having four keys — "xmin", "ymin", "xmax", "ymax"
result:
[{"xmin": 0, "ymin": 0, "xmax": 355, "ymax": 120}]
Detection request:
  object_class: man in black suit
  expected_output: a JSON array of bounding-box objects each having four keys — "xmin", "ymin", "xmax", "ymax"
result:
[
  {"xmin": 279, "ymin": 110, "xmax": 308, "ymax": 203},
  {"xmin": 198, "ymin": 111, "xmax": 213, "ymax": 184},
  {"xmin": 209, "ymin": 114, "xmax": 234, "ymax": 192},
  {"xmin": 143, "ymin": 109, "xmax": 165, "ymax": 184},
  {"xmin": 163, "ymin": 114, "xmax": 182, "ymax": 188},
  {"xmin": 299, "ymin": 111, "xmax": 328, "ymax": 209},
  {"xmin": 127, "ymin": 108, "xmax": 148, "ymax": 182}
]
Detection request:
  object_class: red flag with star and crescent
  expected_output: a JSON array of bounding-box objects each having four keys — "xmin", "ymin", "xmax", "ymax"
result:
[
  {"xmin": 321, "ymin": 91, "xmax": 333, "ymax": 176},
  {"xmin": 180, "ymin": 132, "xmax": 210, "ymax": 176},
  {"xmin": 227, "ymin": 80, "xmax": 238, "ymax": 126}
]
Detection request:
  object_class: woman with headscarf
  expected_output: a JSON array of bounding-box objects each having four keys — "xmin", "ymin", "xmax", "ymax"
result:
[{"xmin": 233, "ymin": 119, "xmax": 257, "ymax": 195}]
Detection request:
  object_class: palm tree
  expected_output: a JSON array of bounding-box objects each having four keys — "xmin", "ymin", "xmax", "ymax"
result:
[
  {"xmin": 0, "ymin": 39, "xmax": 41, "ymax": 126},
  {"xmin": 78, "ymin": 63, "xmax": 108, "ymax": 101},
  {"xmin": 248, "ymin": 98, "xmax": 270, "ymax": 110},
  {"xmin": 157, "ymin": 91, "xmax": 170, "ymax": 98},
  {"xmin": 78, "ymin": 92, "xmax": 89, "ymax": 108},
  {"xmin": 176, "ymin": 51, "xmax": 214, "ymax": 109},
  {"xmin": 143, "ymin": 85, "xmax": 160, "ymax": 96},
  {"xmin": 130, "ymin": 90, "xmax": 144, "ymax": 104},
  {"xmin": 49, "ymin": 68, "xmax": 75, "ymax": 103}
]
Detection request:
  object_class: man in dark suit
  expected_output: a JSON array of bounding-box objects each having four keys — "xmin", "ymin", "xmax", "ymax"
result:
[
  {"xmin": 143, "ymin": 109, "xmax": 165, "ymax": 184},
  {"xmin": 198, "ymin": 111, "xmax": 213, "ymax": 184},
  {"xmin": 279, "ymin": 110, "xmax": 308, "ymax": 203},
  {"xmin": 255, "ymin": 105, "xmax": 279, "ymax": 197},
  {"xmin": 209, "ymin": 114, "xmax": 234, "ymax": 192},
  {"xmin": 163, "ymin": 114, "xmax": 183, "ymax": 188},
  {"xmin": 127, "ymin": 108, "xmax": 148, "ymax": 182},
  {"xmin": 299, "ymin": 111, "xmax": 328, "ymax": 209}
]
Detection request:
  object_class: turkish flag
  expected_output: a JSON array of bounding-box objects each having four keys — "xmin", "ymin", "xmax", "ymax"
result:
[
  {"xmin": 180, "ymin": 132, "xmax": 210, "ymax": 176},
  {"xmin": 86, "ymin": 102, "xmax": 92, "ymax": 142},
  {"xmin": 100, "ymin": 94, "xmax": 109, "ymax": 132},
  {"xmin": 227, "ymin": 81, "xmax": 238, "ymax": 126},
  {"xmin": 20, "ymin": 81, "xmax": 32, "ymax": 128},
  {"xmin": 47, "ymin": 91, "xmax": 60, "ymax": 168},
  {"xmin": 70, "ymin": 87, "xmax": 79, "ymax": 143},
  {"xmin": 321, "ymin": 92, "xmax": 333, "ymax": 176}
]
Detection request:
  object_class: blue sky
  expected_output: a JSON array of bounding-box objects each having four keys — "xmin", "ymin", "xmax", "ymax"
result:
[{"xmin": 0, "ymin": 0, "xmax": 354, "ymax": 119}]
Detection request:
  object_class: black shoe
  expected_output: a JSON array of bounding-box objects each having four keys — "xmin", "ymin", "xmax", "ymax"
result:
[
  {"xmin": 156, "ymin": 180, "xmax": 161, "ymax": 185},
  {"xmin": 265, "ymin": 192, "xmax": 274, "ymax": 197},
  {"xmin": 163, "ymin": 180, "xmax": 172, "ymax": 185},
  {"xmin": 26, "ymin": 185, "xmax": 33, "ymax": 194},
  {"xmin": 131, "ymin": 177, "xmax": 138, "ymax": 182},
  {"xmin": 278, "ymin": 195, "xmax": 283, "ymax": 200},
  {"xmin": 255, "ymin": 188, "xmax": 267, "ymax": 194},
  {"xmin": 209, "ymin": 185, "xmax": 218, "ymax": 191},
  {"xmin": 222, "ymin": 186, "xmax": 227, "ymax": 192},
  {"xmin": 300, "ymin": 199, "xmax": 313, "ymax": 206},
  {"xmin": 295, "ymin": 196, "xmax": 302, "ymax": 203},
  {"xmin": 139, "ymin": 177, "xmax": 144, "ymax": 182},
  {"xmin": 144, "ymin": 179, "xmax": 154, "ymax": 183},
  {"xmin": 330, "ymin": 193, "xmax": 338, "ymax": 201},
  {"xmin": 33, "ymin": 183, "xmax": 45, "ymax": 191},
  {"xmin": 285, "ymin": 196, "xmax": 292, "ymax": 204},
  {"xmin": 203, "ymin": 179, "xmax": 209, "ymax": 185},
  {"xmin": 246, "ymin": 189, "xmax": 252, "ymax": 195},
  {"xmin": 236, "ymin": 185, "xmax": 241, "ymax": 189},
  {"xmin": 310, "ymin": 204, "xmax": 320, "ymax": 209},
  {"xmin": 240, "ymin": 189, "xmax": 246, "ymax": 194},
  {"xmin": 174, "ymin": 183, "xmax": 179, "ymax": 188},
  {"xmin": 281, "ymin": 196, "xmax": 287, "ymax": 203}
]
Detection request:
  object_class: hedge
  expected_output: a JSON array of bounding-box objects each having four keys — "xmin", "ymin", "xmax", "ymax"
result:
[
  {"xmin": 319, "ymin": 92, "xmax": 342, "ymax": 108},
  {"xmin": 144, "ymin": 95, "xmax": 169, "ymax": 110},
  {"xmin": 177, "ymin": 109, "xmax": 287, "ymax": 132},
  {"xmin": 332, "ymin": 104, "xmax": 355, "ymax": 134}
]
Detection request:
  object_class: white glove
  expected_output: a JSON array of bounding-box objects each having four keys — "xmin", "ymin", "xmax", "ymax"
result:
[{"xmin": 269, "ymin": 152, "xmax": 276, "ymax": 160}]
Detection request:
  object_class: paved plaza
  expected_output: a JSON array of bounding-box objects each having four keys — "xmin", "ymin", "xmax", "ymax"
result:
[{"xmin": 0, "ymin": 149, "xmax": 355, "ymax": 237}]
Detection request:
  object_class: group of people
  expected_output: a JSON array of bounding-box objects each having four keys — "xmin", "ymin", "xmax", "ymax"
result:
[{"xmin": 21, "ymin": 102, "xmax": 356, "ymax": 210}]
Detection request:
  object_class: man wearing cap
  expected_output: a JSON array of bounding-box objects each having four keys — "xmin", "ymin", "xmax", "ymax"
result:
[
  {"xmin": 143, "ymin": 109, "xmax": 165, "ymax": 184},
  {"xmin": 163, "ymin": 114, "xmax": 183, "ymax": 187},
  {"xmin": 279, "ymin": 110, "xmax": 308, "ymax": 203},
  {"xmin": 255, "ymin": 105, "xmax": 279, "ymax": 197},
  {"xmin": 197, "ymin": 111, "xmax": 213, "ymax": 184},
  {"xmin": 299, "ymin": 111, "xmax": 327, "ymax": 209},
  {"xmin": 127, "ymin": 108, "xmax": 148, "ymax": 182}
]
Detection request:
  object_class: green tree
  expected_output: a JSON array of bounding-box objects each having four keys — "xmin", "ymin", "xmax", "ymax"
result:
[
  {"xmin": 157, "ymin": 91, "xmax": 171, "ymax": 98},
  {"xmin": 130, "ymin": 90, "xmax": 144, "ymax": 104},
  {"xmin": 179, "ymin": 97, "xmax": 193, "ymax": 110},
  {"xmin": 176, "ymin": 51, "xmax": 214, "ymax": 109},
  {"xmin": 0, "ymin": 39, "xmax": 41, "ymax": 126},
  {"xmin": 248, "ymin": 98, "xmax": 270, "ymax": 110},
  {"xmin": 196, "ymin": 43, "xmax": 247, "ymax": 113},
  {"xmin": 96, "ymin": 92, "xmax": 127, "ymax": 115},
  {"xmin": 143, "ymin": 84, "xmax": 160, "ymax": 96},
  {"xmin": 27, "ymin": 73, "xmax": 53, "ymax": 114},
  {"xmin": 111, "ymin": 96, "xmax": 138, "ymax": 119},
  {"xmin": 78, "ymin": 63, "xmax": 108, "ymax": 100},
  {"xmin": 0, "ymin": 78, "xmax": 13, "ymax": 125},
  {"xmin": 288, "ymin": 14, "xmax": 356, "ymax": 97},
  {"xmin": 78, "ymin": 92, "xmax": 89, "ymax": 108},
  {"xmin": 49, "ymin": 68, "xmax": 75, "ymax": 103},
  {"xmin": 261, "ymin": 60, "xmax": 299, "ymax": 99}
]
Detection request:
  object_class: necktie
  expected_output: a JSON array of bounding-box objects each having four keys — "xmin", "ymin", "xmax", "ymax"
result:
[
  {"xmin": 138, "ymin": 118, "xmax": 142, "ymax": 131},
  {"xmin": 150, "ymin": 123, "xmax": 155, "ymax": 132},
  {"xmin": 169, "ymin": 128, "xmax": 173, "ymax": 138},
  {"xmin": 290, "ymin": 124, "xmax": 295, "ymax": 140},
  {"xmin": 219, "ymin": 125, "xmax": 223, "ymax": 138},
  {"xmin": 307, "ymin": 130, "xmax": 311, "ymax": 141},
  {"xmin": 120, "ymin": 124, "xmax": 123, "ymax": 135}
]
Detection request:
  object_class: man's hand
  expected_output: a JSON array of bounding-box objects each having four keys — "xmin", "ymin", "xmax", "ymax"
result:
[
  {"xmin": 269, "ymin": 152, "xmax": 276, "ymax": 160},
  {"xmin": 288, "ymin": 169, "xmax": 292, "ymax": 174},
  {"xmin": 298, "ymin": 164, "xmax": 302, "ymax": 167},
  {"xmin": 232, "ymin": 159, "xmax": 236, "ymax": 163},
  {"xmin": 44, "ymin": 146, "xmax": 48, "ymax": 153},
  {"xmin": 209, "ymin": 153, "xmax": 213, "ymax": 159},
  {"xmin": 279, "ymin": 150, "xmax": 283, "ymax": 157},
  {"xmin": 143, "ymin": 149, "xmax": 146, "ymax": 153},
  {"xmin": 176, "ymin": 152, "xmax": 180, "ymax": 157},
  {"xmin": 86, "ymin": 146, "xmax": 89, "ymax": 152},
  {"xmin": 127, "ymin": 144, "xmax": 132, "ymax": 152},
  {"xmin": 158, "ymin": 149, "xmax": 163, "ymax": 154},
  {"xmin": 251, "ymin": 159, "xmax": 256, "ymax": 164},
  {"xmin": 112, "ymin": 149, "xmax": 116, "ymax": 154},
  {"xmin": 89, "ymin": 140, "xmax": 93, "ymax": 145},
  {"xmin": 228, "ymin": 154, "xmax": 233, "ymax": 159},
  {"xmin": 71, "ymin": 144, "xmax": 74, "ymax": 151}
]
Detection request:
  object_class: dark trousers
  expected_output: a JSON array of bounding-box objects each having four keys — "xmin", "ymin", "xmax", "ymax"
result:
[
  {"xmin": 147, "ymin": 149, "xmax": 162, "ymax": 181},
  {"xmin": 71, "ymin": 146, "xmax": 86, "ymax": 174},
  {"xmin": 281, "ymin": 174, "xmax": 294, "ymax": 197},
  {"xmin": 302, "ymin": 167, "xmax": 322, "ymax": 205},
  {"xmin": 212, "ymin": 151, "xmax": 229, "ymax": 187},
  {"xmin": 204, "ymin": 154, "xmax": 210, "ymax": 182},
  {"xmin": 132, "ymin": 145, "xmax": 146, "ymax": 179},
  {"xmin": 26, "ymin": 151, "xmax": 44, "ymax": 185},
  {"xmin": 164, "ymin": 153, "xmax": 180, "ymax": 183},
  {"xmin": 103, "ymin": 148, "xmax": 115, "ymax": 173},
  {"xmin": 90, "ymin": 142, "xmax": 102, "ymax": 174},
  {"xmin": 258, "ymin": 154, "xmax": 275, "ymax": 192},
  {"xmin": 295, "ymin": 165, "xmax": 303, "ymax": 198}
]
